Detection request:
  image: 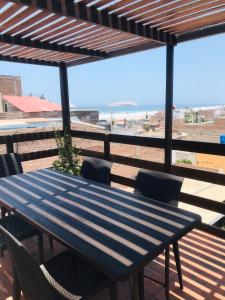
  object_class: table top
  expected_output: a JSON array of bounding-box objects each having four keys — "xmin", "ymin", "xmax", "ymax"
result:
[{"xmin": 0, "ymin": 168, "xmax": 201, "ymax": 281}]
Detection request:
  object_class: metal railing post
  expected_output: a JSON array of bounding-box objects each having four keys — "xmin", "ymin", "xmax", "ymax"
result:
[
  {"xmin": 59, "ymin": 63, "xmax": 71, "ymax": 132},
  {"xmin": 164, "ymin": 44, "xmax": 174, "ymax": 173}
]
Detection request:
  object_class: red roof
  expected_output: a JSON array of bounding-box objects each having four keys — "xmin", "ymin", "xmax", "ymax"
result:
[{"xmin": 3, "ymin": 95, "xmax": 61, "ymax": 113}]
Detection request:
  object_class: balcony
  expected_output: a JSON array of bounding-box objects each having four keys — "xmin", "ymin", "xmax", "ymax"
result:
[{"xmin": 0, "ymin": 129, "xmax": 225, "ymax": 299}]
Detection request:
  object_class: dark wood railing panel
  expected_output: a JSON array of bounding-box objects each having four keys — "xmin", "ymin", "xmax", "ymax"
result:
[
  {"xmin": 173, "ymin": 139, "xmax": 225, "ymax": 156},
  {"xmin": 80, "ymin": 149, "xmax": 104, "ymax": 159},
  {"xmin": 109, "ymin": 133, "xmax": 165, "ymax": 148},
  {"xmin": 71, "ymin": 130, "xmax": 105, "ymax": 141},
  {"xmin": 180, "ymin": 192, "xmax": 225, "ymax": 215},
  {"xmin": 20, "ymin": 148, "xmax": 59, "ymax": 161},
  {"xmin": 172, "ymin": 165, "xmax": 225, "ymax": 186},
  {"xmin": 110, "ymin": 154, "xmax": 164, "ymax": 172}
]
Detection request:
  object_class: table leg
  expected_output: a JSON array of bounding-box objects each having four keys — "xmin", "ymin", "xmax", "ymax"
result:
[{"xmin": 133, "ymin": 270, "xmax": 144, "ymax": 300}]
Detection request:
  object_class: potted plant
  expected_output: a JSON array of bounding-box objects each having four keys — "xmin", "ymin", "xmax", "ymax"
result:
[{"xmin": 53, "ymin": 130, "xmax": 81, "ymax": 175}]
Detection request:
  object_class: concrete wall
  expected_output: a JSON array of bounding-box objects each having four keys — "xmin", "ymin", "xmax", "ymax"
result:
[
  {"xmin": 0, "ymin": 75, "xmax": 22, "ymax": 96},
  {"xmin": 71, "ymin": 110, "xmax": 99, "ymax": 124},
  {"xmin": 197, "ymin": 153, "xmax": 225, "ymax": 173}
]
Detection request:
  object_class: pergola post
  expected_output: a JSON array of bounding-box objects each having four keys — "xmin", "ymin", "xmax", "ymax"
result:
[
  {"xmin": 164, "ymin": 44, "xmax": 174, "ymax": 173},
  {"xmin": 59, "ymin": 63, "xmax": 71, "ymax": 132}
]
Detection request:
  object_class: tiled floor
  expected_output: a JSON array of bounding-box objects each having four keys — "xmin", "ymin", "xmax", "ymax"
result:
[{"xmin": 0, "ymin": 229, "xmax": 225, "ymax": 300}]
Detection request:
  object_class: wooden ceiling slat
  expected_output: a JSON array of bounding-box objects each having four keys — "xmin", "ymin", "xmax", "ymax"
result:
[
  {"xmin": 0, "ymin": 1, "xmax": 8, "ymax": 10},
  {"xmin": 0, "ymin": 53, "xmax": 59, "ymax": 66},
  {"xmin": 170, "ymin": 10, "xmax": 225, "ymax": 33},
  {"xmin": 72, "ymin": 29, "xmax": 133, "ymax": 47},
  {"xmin": 6, "ymin": 10, "xmax": 50, "ymax": 35},
  {"xmin": 0, "ymin": 3, "xmax": 23, "ymax": 25},
  {"xmin": 104, "ymin": 0, "xmax": 155, "ymax": 15},
  {"xmin": 68, "ymin": 27, "xmax": 114, "ymax": 46},
  {"xmin": 112, "ymin": 0, "xmax": 170, "ymax": 17},
  {"xmin": 154, "ymin": 2, "xmax": 225, "ymax": 30},
  {"xmin": 49, "ymin": 24, "xmax": 100, "ymax": 44},
  {"xmin": 39, "ymin": 21, "xmax": 87, "ymax": 42},
  {"xmin": 81, "ymin": 33, "xmax": 136, "ymax": 49},
  {"xmin": 1, "ymin": 6, "xmax": 39, "ymax": 32},
  {"xmin": 34, "ymin": 19, "xmax": 79, "ymax": 41},
  {"xmin": 76, "ymin": 31, "xmax": 122, "ymax": 47},
  {"xmin": 142, "ymin": 0, "xmax": 225, "ymax": 25},
  {"xmin": 103, "ymin": 0, "xmax": 141, "ymax": 13},
  {"xmin": 7, "ymin": 0, "xmax": 170, "ymax": 44},
  {"xmin": 136, "ymin": 0, "xmax": 202, "ymax": 23},
  {"xmin": 96, "ymin": 36, "xmax": 145, "ymax": 51},
  {"xmin": 102, "ymin": 39, "xmax": 149, "ymax": 52},
  {"xmin": 20, "ymin": 15, "xmax": 65, "ymax": 38}
]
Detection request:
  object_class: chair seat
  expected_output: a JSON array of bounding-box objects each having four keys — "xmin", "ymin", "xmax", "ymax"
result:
[
  {"xmin": 0, "ymin": 214, "xmax": 39, "ymax": 251},
  {"xmin": 43, "ymin": 251, "xmax": 113, "ymax": 300}
]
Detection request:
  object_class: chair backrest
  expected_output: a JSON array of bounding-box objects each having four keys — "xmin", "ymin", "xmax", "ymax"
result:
[
  {"xmin": 0, "ymin": 225, "xmax": 60, "ymax": 300},
  {"xmin": 80, "ymin": 157, "xmax": 112, "ymax": 185},
  {"xmin": 134, "ymin": 169, "xmax": 183, "ymax": 207},
  {"xmin": 0, "ymin": 153, "xmax": 23, "ymax": 178}
]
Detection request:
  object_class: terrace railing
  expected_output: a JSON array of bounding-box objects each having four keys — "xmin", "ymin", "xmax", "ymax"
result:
[{"xmin": 0, "ymin": 129, "xmax": 225, "ymax": 238}]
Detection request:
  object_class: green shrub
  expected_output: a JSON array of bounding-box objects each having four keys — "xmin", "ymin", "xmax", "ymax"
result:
[{"xmin": 53, "ymin": 130, "xmax": 80, "ymax": 175}]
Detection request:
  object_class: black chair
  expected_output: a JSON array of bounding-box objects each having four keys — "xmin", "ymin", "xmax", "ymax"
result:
[
  {"xmin": 0, "ymin": 225, "xmax": 117, "ymax": 300},
  {"xmin": 134, "ymin": 169, "xmax": 184, "ymax": 299},
  {"xmin": 0, "ymin": 153, "xmax": 43, "ymax": 263},
  {"xmin": 80, "ymin": 157, "xmax": 112, "ymax": 185}
]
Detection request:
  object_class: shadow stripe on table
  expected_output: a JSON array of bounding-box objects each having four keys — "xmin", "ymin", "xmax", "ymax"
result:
[
  {"xmin": 13, "ymin": 175, "xmax": 54, "ymax": 195},
  {"xmin": 90, "ymin": 183, "xmax": 194, "ymax": 222},
  {"xmin": 43, "ymin": 169, "xmax": 87, "ymax": 185},
  {"xmin": 79, "ymin": 187, "xmax": 184, "ymax": 229},
  {"xmin": 34, "ymin": 170, "xmax": 78, "ymax": 188},
  {"xmin": 28, "ymin": 203, "xmax": 133, "ymax": 267},
  {"xmin": 1, "ymin": 177, "xmax": 42, "ymax": 200},
  {"xmin": 43, "ymin": 199, "xmax": 148, "ymax": 255},
  {"xmin": 68, "ymin": 191, "xmax": 173, "ymax": 237},
  {"xmin": 24, "ymin": 173, "xmax": 67, "ymax": 192},
  {"xmin": 0, "ymin": 184, "xmax": 28, "ymax": 204},
  {"xmin": 56, "ymin": 194, "xmax": 161, "ymax": 245}
]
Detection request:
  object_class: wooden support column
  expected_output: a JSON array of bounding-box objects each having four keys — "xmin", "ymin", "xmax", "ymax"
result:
[
  {"xmin": 59, "ymin": 63, "xmax": 71, "ymax": 131},
  {"xmin": 164, "ymin": 45, "xmax": 174, "ymax": 173}
]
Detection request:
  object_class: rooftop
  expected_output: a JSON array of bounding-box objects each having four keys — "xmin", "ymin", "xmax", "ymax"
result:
[{"xmin": 2, "ymin": 95, "xmax": 61, "ymax": 113}]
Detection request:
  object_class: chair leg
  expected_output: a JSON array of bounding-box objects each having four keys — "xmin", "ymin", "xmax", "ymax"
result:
[
  {"xmin": 110, "ymin": 284, "xmax": 117, "ymax": 300},
  {"xmin": 49, "ymin": 237, "xmax": 54, "ymax": 253},
  {"xmin": 138, "ymin": 270, "xmax": 144, "ymax": 300},
  {"xmin": 1, "ymin": 206, "xmax": 7, "ymax": 218},
  {"xmin": 165, "ymin": 247, "xmax": 170, "ymax": 300},
  {"xmin": 37, "ymin": 233, "xmax": 44, "ymax": 264},
  {"xmin": 0, "ymin": 248, "xmax": 4, "ymax": 257},
  {"xmin": 12, "ymin": 266, "xmax": 21, "ymax": 300},
  {"xmin": 173, "ymin": 242, "xmax": 183, "ymax": 290}
]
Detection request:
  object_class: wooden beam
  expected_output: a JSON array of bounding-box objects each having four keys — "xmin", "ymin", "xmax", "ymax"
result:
[
  {"xmin": 7, "ymin": 0, "xmax": 176, "ymax": 44},
  {"xmin": 177, "ymin": 23, "xmax": 225, "ymax": 42},
  {"xmin": 0, "ymin": 34, "xmax": 106, "ymax": 58},
  {"xmin": 0, "ymin": 53, "xmax": 59, "ymax": 66}
]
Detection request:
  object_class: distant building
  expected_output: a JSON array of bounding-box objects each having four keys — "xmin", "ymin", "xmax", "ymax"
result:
[
  {"xmin": 0, "ymin": 95, "xmax": 61, "ymax": 119},
  {"xmin": 0, "ymin": 75, "xmax": 22, "ymax": 96}
]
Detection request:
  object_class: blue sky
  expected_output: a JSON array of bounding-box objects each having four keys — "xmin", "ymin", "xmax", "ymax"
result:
[{"xmin": 1, "ymin": 33, "xmax": 225, "ymax": 108}]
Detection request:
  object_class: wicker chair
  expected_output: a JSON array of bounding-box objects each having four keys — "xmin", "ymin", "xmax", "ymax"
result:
[
  {"xmin": 80, "ymin": 157, "xmax": 112, "ymax": 185},
  {"xmin": 134, "ymin": 169, "xmax": 184, "ymax": 299},
  {"xmin": 0, "ymin": 153, "xmax": 43, "ymax": 263},
  {"xmin": 0, "ymin": 225, "xmax": 117, "ymax": 300}
]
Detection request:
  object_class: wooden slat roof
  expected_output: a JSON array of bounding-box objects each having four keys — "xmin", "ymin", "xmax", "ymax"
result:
[{"xmin": 1, "ymin": 0, "xmax": 225, "ymax": 67}]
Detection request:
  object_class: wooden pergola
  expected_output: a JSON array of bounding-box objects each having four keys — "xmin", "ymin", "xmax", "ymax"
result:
[{"xmin": 1, "ymin": 0, "xmax": 225, "ymax": 174}]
